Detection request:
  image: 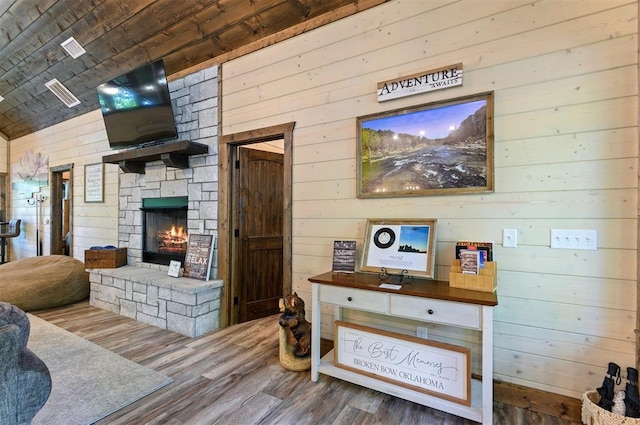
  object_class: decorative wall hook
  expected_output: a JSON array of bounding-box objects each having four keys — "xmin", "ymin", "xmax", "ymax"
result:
[{"xmin": 27, "ymin": 193, "xmax": 47, "ymax": 205}]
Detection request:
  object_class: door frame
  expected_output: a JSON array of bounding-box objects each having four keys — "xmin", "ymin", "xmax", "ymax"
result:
[
  {"xmin": 219, "ymin": 122, "xmax": 294, "ymax": 327},
  {"xmin": 50, "ymin": 163, "xmax": 73, "ymax": 256}
]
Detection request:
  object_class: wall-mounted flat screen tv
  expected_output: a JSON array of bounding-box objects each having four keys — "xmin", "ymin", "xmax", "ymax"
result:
[{"xmin": 97, "ymin": 59, "xmax": 178, "ymax": 149}]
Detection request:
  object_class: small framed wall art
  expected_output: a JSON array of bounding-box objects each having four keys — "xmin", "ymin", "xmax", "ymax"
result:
[
  {"xmin": 357, "ymin": 91, "xmax": 494, "ymax": 198},
  {"xmin": 361, "ymin": 218, "xmax": 437, "ymax": 279},
  {"xmin": 84, "ymin": 163, "xmax": 104, "ymax": 203}
]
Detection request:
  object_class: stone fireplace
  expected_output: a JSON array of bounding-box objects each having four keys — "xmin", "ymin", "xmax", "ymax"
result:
[{"xmin": 89, "ymin": 65, "xmax": 223, "ymax": 338}]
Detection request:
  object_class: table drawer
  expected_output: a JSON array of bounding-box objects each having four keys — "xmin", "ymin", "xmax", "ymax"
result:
[
  {"xmin": 319, "ymin": 286, "xmax": 387, "ymax": 313},
  {"xmin": 389, "ymin": 294, "xmax": 480, "ymax": 329}
]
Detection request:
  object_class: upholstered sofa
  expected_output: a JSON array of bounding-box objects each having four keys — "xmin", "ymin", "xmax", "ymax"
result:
[{"xmin": 0, "ymin": 302, "xmax": 51, "ymax": 424}]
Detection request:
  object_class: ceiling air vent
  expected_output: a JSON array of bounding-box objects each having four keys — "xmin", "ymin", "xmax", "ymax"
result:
[
  {"xmin": 60, "ymin": 37, "xmax": 86, "ymax": 59},
  {"xmin": 45, "ymin": 79, "xmax": 81, "ymax": 108}
]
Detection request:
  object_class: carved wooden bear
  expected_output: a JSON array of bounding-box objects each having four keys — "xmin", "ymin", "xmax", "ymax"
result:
[{"xmin": 278, "ymin": 292, "xmax": 311, "ymax": 358}]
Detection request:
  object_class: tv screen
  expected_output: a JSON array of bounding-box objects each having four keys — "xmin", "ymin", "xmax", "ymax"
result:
[{"xmin": 97, "ymin": 59, "xmax": 178, "ymax": 149}]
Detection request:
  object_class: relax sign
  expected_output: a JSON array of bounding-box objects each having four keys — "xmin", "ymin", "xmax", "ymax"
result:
[{"xmin": 377, "ymin": 63, "xmax": 463, "ymax": 102}]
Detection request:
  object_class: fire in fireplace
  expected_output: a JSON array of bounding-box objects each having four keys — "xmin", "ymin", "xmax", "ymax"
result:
[
  {"xmin": 158, "ymin": 224, "xmax": 187, "ymax": 253},
  {"xmin": 141, "ymin": 197, "xmax": 188, "ymax": 265}
]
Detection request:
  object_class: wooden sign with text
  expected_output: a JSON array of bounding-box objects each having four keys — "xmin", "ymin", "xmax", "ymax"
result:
[
  {"xmin": 183, "ymin": 234, "xmax": 215, "ymax": 281},
  {"xmin": 332, "ymin": 240, "xmax": 357, "ymax": 273},
  {"xmin": 377, "ymin": 63, "xmax": 463, "ymax": 102},
  {"xmin": 334, "ymin": 321, "xmax": 470, "ymax": 405}
]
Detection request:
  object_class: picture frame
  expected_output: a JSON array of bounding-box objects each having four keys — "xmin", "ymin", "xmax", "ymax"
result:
[
  {"xmin": 84, "ymin": 163, "xmax": 104, "ymax": 203},
  {"xmin": 167, "ymin": 260, "xmax": 181, "ymax": 277},
  {"xmin": 361, "ymin": 218, "xmax": 436, "ymax": 279},
  {"xmin": 334, "ymin": 321, "xmax": 471, "ymax": 406},
  {"xmin": 332, "ymin": 240, "xmax": 357, "ymax": 273},
  {"xmin": 183, "ymin": 234, "xmax": 215, "ymax": 281},
  {"xmin": 357, "ymin": 91, "xmax": 494, "ymax": 198}
]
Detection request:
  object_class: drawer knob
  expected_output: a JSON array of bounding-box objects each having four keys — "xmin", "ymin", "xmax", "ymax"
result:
[
  {"xmin": 427, "ymin": 309, "xmax": 434, "ymax": 315},
  {"xmin": 347, "ymin": 296, "xmax": 353, "ymax": 302}
]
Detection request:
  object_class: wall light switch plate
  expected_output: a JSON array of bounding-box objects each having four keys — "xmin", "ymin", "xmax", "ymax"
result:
[
  {"xmin": 550, "ymin": 229, "xmax": 597, "ymax": 250},
  {"xmin": 503, "ymin": 228, "xmax": 517, "ymax": 248},
  {"xmin": 417, "ymin": 326, "xmax": 428, "ymax": 339}
]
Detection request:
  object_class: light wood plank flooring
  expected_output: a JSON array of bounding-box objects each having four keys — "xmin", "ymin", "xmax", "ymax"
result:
[{"xmin": 33, "ymin": 301, "xmax": 580, "ymax": 425}]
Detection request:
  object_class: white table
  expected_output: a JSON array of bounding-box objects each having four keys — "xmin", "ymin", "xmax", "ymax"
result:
[{"xmin": 308, "ymin": 271, "xmax": 498, "ymax": 424}]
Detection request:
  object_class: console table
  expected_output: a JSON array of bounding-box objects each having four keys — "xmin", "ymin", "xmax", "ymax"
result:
[{"xmin": 308, "ymin": 271, "xmax": 498, "ymax": 424}]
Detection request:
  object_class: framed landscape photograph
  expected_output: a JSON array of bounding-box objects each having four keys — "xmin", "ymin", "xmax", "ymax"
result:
[
  {"xmin": 357, "ymin": 91, "xmax": 494, "ymax": 198},
  {"xmin": 361, "ymin": 218, "xmax": 436, "ymax": 279}
]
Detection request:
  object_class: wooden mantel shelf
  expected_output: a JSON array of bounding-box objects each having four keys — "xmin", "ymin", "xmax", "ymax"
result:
[{"xmin": 102, "ymin": 140, "xmax": 209, "ymax": 174}]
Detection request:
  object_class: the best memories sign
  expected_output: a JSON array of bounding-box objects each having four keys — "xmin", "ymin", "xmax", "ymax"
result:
[
  {"xmin": 334, "ymin": 321, "xmax": 471, "ymax": 405},
  {"xmin": 377, "ymin": 63, "xmax": 463, "ymax": 102}
]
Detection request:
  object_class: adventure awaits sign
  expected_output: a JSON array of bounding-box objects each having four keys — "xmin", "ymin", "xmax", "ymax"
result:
[
  {"xmin": 334, "ymin": 321, "xmax": 470, "ymax": 405},
  {"xmin": 377, "ymin": 63, "xmax": 463, "ymax": 102}
]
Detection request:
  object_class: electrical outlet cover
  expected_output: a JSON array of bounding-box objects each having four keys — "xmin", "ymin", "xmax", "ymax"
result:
[
  {"xmin": 503, "ymin": 228, "xmax": 517, "ymax": 248},
  {"xmin": 550, "ymin": 229, "xmax": 597, "ymax": 250},
  {"xmin": 417, "ymin": 326, "xmax": 428, "ymax": 339}
]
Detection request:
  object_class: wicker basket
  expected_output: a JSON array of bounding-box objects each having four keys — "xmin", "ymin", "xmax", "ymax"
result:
[{"xmin": 582, "ymin": 391, "xmax": 640, "ymax": 425}]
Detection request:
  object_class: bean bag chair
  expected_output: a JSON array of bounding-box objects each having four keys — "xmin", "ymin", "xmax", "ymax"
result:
[{"xmin": 0, "ymin": 255, "xmax": 89, "ymax": 311}]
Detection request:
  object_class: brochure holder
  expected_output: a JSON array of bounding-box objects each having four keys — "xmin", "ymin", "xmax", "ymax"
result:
[{"xmin": 449, "ymin": 260, "xmax": 497, "ymax": 292}]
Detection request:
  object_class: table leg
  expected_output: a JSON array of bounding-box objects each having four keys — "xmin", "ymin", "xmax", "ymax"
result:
[
  {"xmin": 311, "ymin": 283, "xmax": 320, "ymax": 382},
  {"xmin": 0, "ymin": 237, "xmax": 6, "ymax": 263},
  {"xmin": 482, "ymin": 306, "xmax": 494, "ymax": 424}
]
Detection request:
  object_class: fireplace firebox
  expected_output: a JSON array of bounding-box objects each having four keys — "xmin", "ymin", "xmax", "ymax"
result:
[{"xmin": 141, "ymin": 197, "xmax": 188, "ymax": 265}]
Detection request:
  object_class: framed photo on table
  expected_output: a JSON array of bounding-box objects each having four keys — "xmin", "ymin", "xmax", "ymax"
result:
[
  {"xmin": 362, "ymin": 218, "xmax": 436, "ymax": 279},
  {"xmin": 84, "ymin": 163, "xmax": 104, "ymax": 203}
]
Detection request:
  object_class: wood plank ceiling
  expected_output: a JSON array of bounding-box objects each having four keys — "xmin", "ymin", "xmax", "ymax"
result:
[{"xmin": 0, "ymin": 0, "xmax": 385, "ymax": 141}]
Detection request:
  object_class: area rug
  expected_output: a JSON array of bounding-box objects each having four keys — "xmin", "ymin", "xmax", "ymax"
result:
[{"xmin": 26, "ymin": 314, "xmax": 173, "ymax": 425}]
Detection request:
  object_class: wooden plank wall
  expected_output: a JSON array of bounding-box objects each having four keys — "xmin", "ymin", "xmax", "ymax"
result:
[
  {"xmin": 7, "ymin": 110, "xmax": 120, "ymax": 260},
  {"xmin": 221, "ymin": 0, "xmax": 638, "ymax": 399},
  {"xmin": 0, "ymin": 134, "xmax": 7, "ymax": 173}
]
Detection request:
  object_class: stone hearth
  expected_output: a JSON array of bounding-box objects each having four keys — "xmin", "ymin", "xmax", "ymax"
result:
[{"xmin": 89, "ymin": 264, "xmax": 222, "ymax": 337}]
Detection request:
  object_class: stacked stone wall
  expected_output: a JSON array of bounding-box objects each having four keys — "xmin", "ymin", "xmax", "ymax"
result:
[
  {"xmin": 117, "ymin": 65, "xmax": 219, "ymax": 278},
  {"xmin": 91, "ymin": 65, "xmax": 222, "ymax": 337}
]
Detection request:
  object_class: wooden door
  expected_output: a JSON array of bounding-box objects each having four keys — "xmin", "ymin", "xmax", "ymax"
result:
[
  {"xmin": 50, "ymin": 165, "xmax": 73, "ymax": 256},
  {"xmin": 236, "ymin": 147, "xmax": 284, "ymax": 322}
]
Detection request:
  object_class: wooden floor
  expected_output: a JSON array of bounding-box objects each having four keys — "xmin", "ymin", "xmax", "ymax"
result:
[{"xmin": 33, "ymin": 301, "xmax": 580, "ymax": 425}]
